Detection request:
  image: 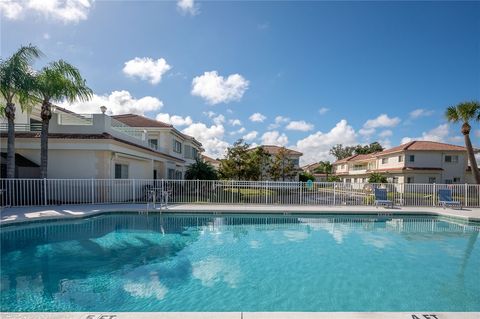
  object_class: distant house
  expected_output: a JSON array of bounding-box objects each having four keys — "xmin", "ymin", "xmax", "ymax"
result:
[
  {"xmin": 0, "ymin": 105, "xmax": 203, "ymax": 180},
  {"xmin": 301, "ymin": 162, "xmax": 328, "ymax": 182},
  {"xmin": 332, "ymin": 141, "xmax": 477, "ymax": 184},
  {"xmin": 250, "ymin": 145, "xmax": 303, "ymax": 181},
  {"xmin": 201, "ymin": 154, "xmax": 220, "ymax": 170}
]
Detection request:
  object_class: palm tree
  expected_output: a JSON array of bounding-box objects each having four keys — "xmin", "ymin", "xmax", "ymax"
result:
[
  {"xmin": 33, "ymin": 60, "xmax": 92, "ymax": 178},
  {"xmin": 0, "ymin": 45, "xmax": 42, "ymax": 178},
  {"xmin": 445, "ymin": 101, "xmax": 480, "ymax": 184}
]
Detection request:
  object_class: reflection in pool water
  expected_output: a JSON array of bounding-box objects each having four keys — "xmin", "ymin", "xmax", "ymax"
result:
[{"xmin": 1, "ymin": 213, "xmax": 479, "ymax": 311}]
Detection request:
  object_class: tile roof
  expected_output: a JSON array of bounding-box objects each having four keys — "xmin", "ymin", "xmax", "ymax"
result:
[
  {"xmin": 202, "ymin": 154, "xmax": 220, "ymax": 165},
  {"xmin": 379, "ymin": 140, "xmax": 466, "ymax": 155},
  {"xmin": 3, "ymin": 132, "xmax": 185, "ymax": 163},
  {"xmin": 111, "ymin": 114, "xmax": 172, "ymax": 128},
  {"xmin": 251, "ymin": 145, "xmax": 303, "ymax": 156},
  {"xmin": 333, "ymin": 152, "xmax": 378, "ymax": 164}
]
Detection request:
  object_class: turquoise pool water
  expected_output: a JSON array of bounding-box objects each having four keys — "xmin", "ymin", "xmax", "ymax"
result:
[{"xmin": 1, "ymin": 213, "xmax": 479, "ymax": 312}]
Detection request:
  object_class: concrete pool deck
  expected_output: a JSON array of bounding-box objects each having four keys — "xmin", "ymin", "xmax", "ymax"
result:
[
  {"xmin": 1, "ymin": 203, "xmax": 480, "ymax": 226},
  {"xmin": 1, "ymin": 312, "xmax": 479, "ymax": 319}
]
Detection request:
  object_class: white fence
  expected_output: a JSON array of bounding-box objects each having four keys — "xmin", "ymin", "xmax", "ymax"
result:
[{"xmin": 0, "ymin": 179, "xmax": 479, "ymax": 208}]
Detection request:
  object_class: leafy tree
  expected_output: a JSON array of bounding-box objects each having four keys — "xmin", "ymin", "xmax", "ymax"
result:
[
  {"xmin": 32, "ymin": 60, "xmax": 92, "ymax": 178},
  {"xmin": 0, "ymin": 45, "xmax": 42, "ymax": 178},
  {"xmin": 269, "ymin": 147, "xmax": 297, "ymax": 181},
  {"xmin": 368, "ymin": 173, "xmax": 388, "ymax": 183},
  {"xmin": 354, "ymin": 142, "xmax": 384, "ymax": 155},
  {"xmin": 313, "ymin": 161, "xmax": 333, "ymax": 179},
  {"xmin": 445, "ymin": 101, "xmax": 480, "ymax": 184},
  {"xmin": 329, "ymin": 142, "xmax": 384, "ymax": 161},
  {"xmin": 299, "ymin": 172, "xmax": 315, "ymax": 182},
  {"xmin": 185, "ymin": 157, "xmax": 218, "ymax": 180},
  {"xmin": 329, "ymin": 144, "xmax": 355, "ymax": 160},
  {"xmin": 218, "ymin": 139, "xmax": 252, "ymax": 180},
  {"xmin": 245, "ymin": 146, "xmax": 271, "ymax": 181}
]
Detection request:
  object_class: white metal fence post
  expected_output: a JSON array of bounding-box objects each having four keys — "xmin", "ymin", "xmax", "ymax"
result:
[
  {"xmin": 43, "ymin": 178, "xmax": 47, "ymax": 206},
  {"xmin": 91, "ymin": 178, "xmax": 94, "ymax": 204},
  {"xmin": 465, "ymin": 183, "xmax": 468, "ymax": 207},
  {"xmin": 333, "ymin": 182, "xmax": 336, "ymax": 206},
  {"xmin": 132, "ymin": 179, "xmax": 136, "ymax": 203}
]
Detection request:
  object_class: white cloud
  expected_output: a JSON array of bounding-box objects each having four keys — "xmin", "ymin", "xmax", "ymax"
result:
[
  {"xmin": 60, "ymin": 90, "xmax": 163, "ymax": 115},
  {"xmin": 229, "ymin": 119, "xmax": 241, "ymax": 126},
  {"xmin": 43, "ymin": 32, "xmax": 50, "ymax": 39},
  {"xmin": 1, "ymin": 0, "xmax": 94, "ymax": 23},
  {"xmin": 401, "ymin": 123, "xmax": 450, "ymax": 144},
  {"xmin": 155, "ymin": 113, "xmax": 192, "ymax": 126},
  {"xmin": 268, "ymin": 115, "xmax": 290, "ymax": 129},
  {"xmin": 123, "ymin": 57, "xmax": 171, "ymax": 85},
  {"xmin": 409, "ymin": 108, "xmax": 434, "ymax": 119},
  {"xmin": 243, "ymin": 131, "xmax": 258, "ymax": 141},
  {"xmin": 295, "ymin": 119, "xmax": 357, "ymax": 165},
  {"xmin": 286, "ymin": 120, "xmax": 314, "ymax": 132},
  {"xmin": 177, "ymin": 0, "xmax": 198, "ymax": 16},
  {"xmin": 182, "ymin": 122, "xmax": 229, "ymax": 158},
  {"xmin": 261, "ymin": 131, "xmax": 288, "ymax": 146},
  {"xmin": 378, "ymin": 129, "xmax": 393, "ymax": 138},
  {"xmin": 360, "ymin": 114, "xmax": 401, "ymax": 137},
  {"xmin": 249, "ymin": 112, "xmax": 266, "ymax": 123},
  {"xmin": 230, "ymin": 127, "xmax": 246, "ymax": 135},
  {"xmin": 191, "ymin": 71, "xmax": 249, "ymax": 105},
  {"xmin": 318, "ymin": 107, "xmax": 329, "ymax": 115}
]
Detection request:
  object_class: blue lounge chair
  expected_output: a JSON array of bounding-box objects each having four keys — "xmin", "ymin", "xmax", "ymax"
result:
[
  {"xmin": 374, "ymin": 188, "xmax": 393, "ymax": 208},
  {"xmin": 438, "ymin": 189, "xmax": 462, "ymax": 209}
]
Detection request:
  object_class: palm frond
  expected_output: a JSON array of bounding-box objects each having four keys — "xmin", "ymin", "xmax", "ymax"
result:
[
  {"xmin": 445, "ymin": 106, "xmax": 459, "ymax": 122},
  {"xmin": 456, "ymin": 101, "xmax": 479, "ymax": 123}
]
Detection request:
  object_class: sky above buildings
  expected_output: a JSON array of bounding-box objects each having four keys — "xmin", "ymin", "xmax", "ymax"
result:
[{"xmin": 1, "ymin": 0, "xmax": 479, "ymax": 164}]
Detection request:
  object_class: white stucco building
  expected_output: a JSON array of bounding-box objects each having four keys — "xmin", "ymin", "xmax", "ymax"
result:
[
  {"xmin": 333, "ymin": 141, "xmax": 477, "ymax": 184},
  {"xmin": 0, "ymin": 105, "xmax": 203, "ymax": 179}
]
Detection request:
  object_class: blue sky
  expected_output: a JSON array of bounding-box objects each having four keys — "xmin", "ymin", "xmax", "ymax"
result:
[{"xmin": 1, "ymin": 0, "xmax": 479, "ymax": 163}]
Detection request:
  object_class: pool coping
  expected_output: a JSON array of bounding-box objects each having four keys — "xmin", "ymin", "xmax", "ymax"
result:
[
  {"xmin": 1, "ymin": 312, "xmax": 479, "ymax": 319},
  {"xmin": 1, "ymin": 203, "xmax": 480, "ymax": 227}
]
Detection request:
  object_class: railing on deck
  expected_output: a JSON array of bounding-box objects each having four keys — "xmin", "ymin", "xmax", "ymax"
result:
[
  {"xmin": 0, "ymin": 179, "xmax": 479, "ymax": 208},
  {"xmin": 0, "ymin": 123, "xmax": 42, "ymax": 132}
]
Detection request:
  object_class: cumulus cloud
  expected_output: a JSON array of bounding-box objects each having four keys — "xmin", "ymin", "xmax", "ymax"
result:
[
  {"xmin": 177, "ymin": 0, "xmax": 198, "ymax": 16},
  {"xmin": 360, "ymin": 114, "xmax": 401, "ymax": 137},
  {"xmin": 401, "ymin": 124, "xmax": 450, "ymax": 144},
  {"xmin": 249, "ymin": 112, "xmax": 266, "ymax": 123},
  {"xmin": 378, "ymin": 129, "xmax": 393, "ymax": 138},
  {"xmin": 229, "ymin": 119, "xmax": 241, "ymax": 126},
  {"xmin": 261, "ymin": 131, "xmax": 288, "ymax": 146},
  {"xmin": 60, "ymin": 90, "xmax": 163, "ymax": 115},
  {"xmin": 182, "ymin": 122, "xmax": 229, "ymax": 158},
  {"xmin": 318, "ymin": 107, "xmax": 329, "ymax": 115},
  {"xmin": 191, "ymin": 71, "xmax": 249, "ymax": 105},
  {"xmin": 155, "ymin": 113, "xmax": 192, "ymax": 126},
  {"xmin": 295, "ymin": 119, "xmax": 357, "ymax": 165},
  {"xmin": 286, "ymin": 120, "xmax": 314, "ymax": 132},
  {"xmin": 0, "ymin": 0, "xmax": 94, "ymax": 23},
  {"xmin": 243, "ymin": 131, "xmax": 258, "ymax": 141},
  {"xmin": 409, "ymin": 108, "xmax": 434, "ymax": 119},
  {"xmin": 229, "ymin": 127, "xmax": 246, "ymax": 135},
  {"xmin": 268, "ymin": 115, "xmax": 289, "ymax": 129},
  {"xmin": 123, "ymin": 57, "xmax": 171, "ymax": 85}
]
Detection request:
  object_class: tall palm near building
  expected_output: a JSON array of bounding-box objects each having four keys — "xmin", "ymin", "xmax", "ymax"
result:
[
  {"xmin": 445, "ymin": 101, "xmax": 480, "ymax": 184},
  {"xmin": 33, "ymin": 60, "xmax": 92, "ymax": 178},
  {"xmin": 0, "ymin": 45, "xmax": 42, "ymax": 178}
]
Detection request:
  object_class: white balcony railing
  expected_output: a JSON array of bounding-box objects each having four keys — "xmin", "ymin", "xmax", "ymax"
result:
[{"xmin": 1, "ymin": 179, "xmax": 479, "ymax": 208}]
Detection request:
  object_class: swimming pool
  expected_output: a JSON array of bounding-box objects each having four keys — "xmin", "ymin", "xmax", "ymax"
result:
[{"xmin": 1, "ymin": 212, "xmax": 479, "ymax": 312}]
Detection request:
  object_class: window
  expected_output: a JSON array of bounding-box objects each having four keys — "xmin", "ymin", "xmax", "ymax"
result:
[
  {"xmin": 407, "ymin": 176, "xmax": 414, "ymax": 183},
  {"xmin": 292, "ymin": 159, "xmax": 300, "ymax": 167},
  {"xmin": 153, "ymin": 169, "xmax": 157, "ymax": 180},
  {"xmin": 445, "ymin": 179, "xmax": 453, "ymax": 184},
  {"xmin": 392, "ymin": 177, "xmax": 399, "ymax": 184},
  {"xmin": 341, "ymin": 164, "xmax": 345, "ymax": 169},
  {"xmin": 453, "ymin": 177, "xmax": 461, "ymax": 183},
  {"xmin": 382, "ymin": 158, "xmax": 388, "ymax": 164},
  {"xmin": 184, "ymin": 145, "xmax": 199, "ymax": 160},
  {"xmin": 114, "ymin": 164, "xmax": 128, "ymax": 179},
  {"xmin": 168, "ymin": 169, "xmax": 176, "ymax": 179},
  {"xmin": 398, "ymin": 156, "xmax": 403, "ymax": 162},
  {"xmin": 428, "ymin": 177, "xmax": 436, "ymax": 184},
  {"xmin": 148, "ymin": 139, "xmax": 158, "ymax": 150},
  {"xmin": 176, "ymin": 171, "xmax": 183, "ymax": 180},
  {"xmin": 445, "ymin": 155, "xmax": 459, "ymax": 163},
  {"xmin": 408, "ymin": 155, "xmax": 415, "ymax": 162},
  {"xmin": 173, "ymin": 139, "xmax": 182, "ymax": 153}
]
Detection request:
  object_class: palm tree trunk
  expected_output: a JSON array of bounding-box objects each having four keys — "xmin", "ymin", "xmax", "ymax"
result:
[
  {"xmin": 5, "ymin": 102, "xmax": 16, "ymax": 178},
  {"xmin": 464, "ymin": 133, "xmax": 480, "ymax": 184},
  {"xmin": 40, "ymin": 101, "xmax": 52, "ymax": 179}
]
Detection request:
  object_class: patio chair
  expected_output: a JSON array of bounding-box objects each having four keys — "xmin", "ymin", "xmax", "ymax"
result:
[
  {"xmin": 374, "ymin": 188, "xmax": 393, "ymax": 208},
  {"xmin": 438, "ymin": 189, "xmax": 462, "ymax": 209}
]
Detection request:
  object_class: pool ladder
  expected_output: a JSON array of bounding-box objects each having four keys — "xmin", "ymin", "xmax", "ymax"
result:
[{"xmin": 146, "ymin": 189, "xmax": 169, "ymax": 211}]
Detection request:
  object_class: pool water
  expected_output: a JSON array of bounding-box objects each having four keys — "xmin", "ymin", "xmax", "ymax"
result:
[{"xmin": 1, "ymin": 213, "xmax": 479, "ymax": 312}]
